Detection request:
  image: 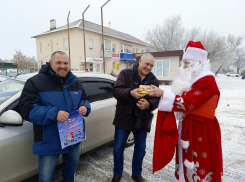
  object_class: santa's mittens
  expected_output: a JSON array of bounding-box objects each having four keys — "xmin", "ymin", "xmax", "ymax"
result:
[
  {"xmin": 180, "ymin": 139, "xmax": 189, "ymax": 149},
  {"xmin": 184, "ymin": 159, "xmax": 195, "ymax": 169}
]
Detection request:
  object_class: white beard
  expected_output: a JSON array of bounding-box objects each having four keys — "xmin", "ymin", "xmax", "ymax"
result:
[
  {"xmin": 171, "ymin": 60, "xmax": 210, "ymax": 120},
  {"xmin": 171, "ymin": 60, "xmax": 209, "ymax": 95}
]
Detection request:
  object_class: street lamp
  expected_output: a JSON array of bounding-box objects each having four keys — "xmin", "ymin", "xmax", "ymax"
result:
[
  {"xmin": 101, "ymin": 0, "xmax": 110, "ymax": 74},
  {"xmin": 83, "ymin": 5, "xmax": 90, "ymax": 72}
]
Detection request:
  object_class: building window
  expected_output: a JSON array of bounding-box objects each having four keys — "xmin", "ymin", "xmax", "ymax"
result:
[
  {"xmin": 151, "ymin": 60, "xmax": 170, "ymax": 77},
  {"xmin": 146, "ymin": 49, "xmax": 150, "ymax": 52},
  {"xmin": 121, "ymin": 44, "xmax": 124, "ymax": 52},
  {"xmin": 121, "ymin": 44, "xmax": 133, "ymax": 53},
  {"xmin": 64, "ymin": 39, "xmax": 68, "ymax": 50},
  {"xmin": 50, "ymin": 41, "xmax": 53, "ymax": 51},
  {"xmin": 112, "ymin": 44, "xmax": 116, "ymax": 53},
  {"xmin": 136, "ymin": 49, "xmax": 138, "ymax": 53},
  {"xmin": 89, "ymin": 40, "xmax": 93, "ymax": 50},
  {"xmin": 105, "ymin": 40, "xmax": 111, "ymax": 51},
  {"xmin": 141, "ymin": 50, "xmax": 144, "ymax": 53},
  {"xmin": 40, "ymin": 43, "xmax": 42, "ymax": 53}
]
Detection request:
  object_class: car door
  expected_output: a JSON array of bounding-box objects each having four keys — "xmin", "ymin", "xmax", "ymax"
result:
[
  {"xmin": 78, "ymin": 77, "xmax": 116, "ymax": 153},
  {"xmin": 0, "ymin": 96, "xmax": 39, "ymax": 182}
]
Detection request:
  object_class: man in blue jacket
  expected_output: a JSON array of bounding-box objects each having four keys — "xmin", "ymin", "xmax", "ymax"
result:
[{"xmin": 19, "ymin": 51, "xmax": 91, "ymax": 182}]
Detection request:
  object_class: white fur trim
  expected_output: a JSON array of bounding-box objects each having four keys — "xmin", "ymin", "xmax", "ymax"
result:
[
  {"xmin": 173, "ymin": 175, "xmax": 180, "ymax": 182},
  {"xmin": 158, "ymin": 89, "xmax": 176, "ymax": 112},
  {"xmin": 182, "ymin": 47, "xmax": 208, "ymax": 62},
  {"xmin": 191, "ymin": 70, "xmax": 215, "ymax": 85},
  {"xmin": 180, "ymin": 139, "xmax": 189, "ymax": 149},
  {"xmin": 184, "ymin": 159, "xmax": 195, "ymax": 169}
]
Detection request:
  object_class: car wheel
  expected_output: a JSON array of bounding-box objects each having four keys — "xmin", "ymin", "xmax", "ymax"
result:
[
  {"xmin": 125, "ymin": 132, "xmax": 134, "ymax": 147},
  {"xmin": 236, "ymin": 75, "xmax": 239, "ymax": 77}
]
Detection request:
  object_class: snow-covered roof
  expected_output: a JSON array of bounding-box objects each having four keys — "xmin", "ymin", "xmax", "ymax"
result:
[{"xmin": 32, "ymin": 19, "xmax": 149, "ymax": 46}]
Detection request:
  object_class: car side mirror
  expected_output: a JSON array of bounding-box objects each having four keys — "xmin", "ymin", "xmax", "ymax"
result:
[{"xmin": 0, "ymin": 110, "xmax": 23, "ymax": 126}]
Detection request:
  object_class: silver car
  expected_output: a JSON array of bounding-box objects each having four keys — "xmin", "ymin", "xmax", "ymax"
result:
[
  {"xmin": 0, "ymin": 72, "xmax": 134, "ymax": 182},
  {"xmin": 0, "ymin": 75, "xmax": 10, "ymax": 82}
]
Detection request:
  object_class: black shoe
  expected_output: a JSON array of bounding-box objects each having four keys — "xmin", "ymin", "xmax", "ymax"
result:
[
  {"xmin": 111, "ymin": 175, "xmax": 122, "ymax": 182},
  {"xmin": 132, "ymin": 175, "xmax": 145, "ymax": 182}
]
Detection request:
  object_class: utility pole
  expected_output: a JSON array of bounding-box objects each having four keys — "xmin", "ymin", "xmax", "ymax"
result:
[
  {"xmin": 67, "ymin": 11, "xmax": 71, "ymax": 70},
  {"xmin": 83, "ymin": 5, "xmax": 90, "ymax": 72},
  {"xmin": 101, "ymin": 0, "xmax": 110, "ymax": 74}
]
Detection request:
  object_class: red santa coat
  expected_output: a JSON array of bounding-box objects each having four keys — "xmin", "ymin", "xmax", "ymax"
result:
[{"xmin": 153, "ymin": 72, "xmax": 223, "ymax": 182}]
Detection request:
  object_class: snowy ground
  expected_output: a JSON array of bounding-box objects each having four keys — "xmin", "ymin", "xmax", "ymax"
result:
[{"xmin": 53, "ymin": 75, "xmax": 245, "ymax": 182}]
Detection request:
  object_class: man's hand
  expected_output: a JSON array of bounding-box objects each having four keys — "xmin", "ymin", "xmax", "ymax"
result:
[
  {"xmin": 57, "ymin": 111, "xmax": 69, "ymax": 122},
  {"xmin": 136, "ymin": 98, "xmax": 149, "ymax": 110},
  {"xmin": 79, "ymin": 106, "xmax": 87, "ymax": 116},
  {"xmin": 130, "ymin": 88, "xmax": 146, "ymax": 99},
  {"xmin": 148, "ymin": 85, "xmax": 164, "ymax": 97}
]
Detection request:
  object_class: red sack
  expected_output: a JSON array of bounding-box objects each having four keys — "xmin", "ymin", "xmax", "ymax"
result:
[{"xmin": 153, "ymin": 111, "xmax": 179, "ymax": 174}]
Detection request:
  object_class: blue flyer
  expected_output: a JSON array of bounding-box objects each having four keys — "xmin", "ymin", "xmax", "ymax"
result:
[{"xmin": 57, "ymin": 110, "xmax": 86, "ymax": 149}]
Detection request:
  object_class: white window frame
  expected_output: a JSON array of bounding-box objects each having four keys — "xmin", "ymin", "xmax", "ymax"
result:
[
  {"xmin": 64, "ymin": 39, "xmax": 68, "ymax": 50},
  {"xmin": 120, "ymin": 44, "xmax": 124, "ymax": 53},
  {"xmin": 121, "ymin": 44, "xmax": 133, "ymax": 53},
  {"xmin": 104, "ymin": 40, "xmax": 112, "ymax": 51},
  {"xmin": 112, "ymin": 44, "xmax": 116, "ymax": 53},
  {"xmin": 89, "ymin": 40, "xmax": 93, "ymax": 50},
  {"xmin": 152, "ymin": 60, "xmax": 170, "ymax": 77}
]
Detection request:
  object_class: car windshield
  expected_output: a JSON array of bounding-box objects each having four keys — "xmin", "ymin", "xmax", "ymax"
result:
[
  {"xmin": 0, "ymin": 76, "xmax": 8, "ymax": 82},
  {"xmin": 0, "ymin": 79, "xmax": 24, "ymax": 105}
]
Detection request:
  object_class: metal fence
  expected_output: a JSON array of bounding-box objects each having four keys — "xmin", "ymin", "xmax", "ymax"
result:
[{"xmin": 0, "ymin": 68, "xmax": 33, "ymax": 77}]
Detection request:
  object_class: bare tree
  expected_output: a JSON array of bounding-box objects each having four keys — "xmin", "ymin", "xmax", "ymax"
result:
[
  {"xmin": 230, "ymin": 48, "xmax": 245, "ymax": 73},
  {"xmin": 227, "ymin": 34, "xmax": 244, "ymax": 51},
  {"xmin": 197, "ymin": 30, "xmax": 229, "ymax": 74},
  {"xmin": 32, "ymin": 56, "xmax": 38, "ymax": 72},
  {"xmin": 145, "ymin": 15, "xmax": 244, "ymax": 75},
  {"xmin": 145, "ymin": 15, "xmax": 186, "ymax": 51},
  {"xmin": 11, "ymin": 50, "xmax": 34, "ymax": 69}
]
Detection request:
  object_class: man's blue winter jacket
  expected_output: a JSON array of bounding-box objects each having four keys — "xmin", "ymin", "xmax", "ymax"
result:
[{"xmin": 19, "ymin": 63, "xmax": 91, "ymax": 155}]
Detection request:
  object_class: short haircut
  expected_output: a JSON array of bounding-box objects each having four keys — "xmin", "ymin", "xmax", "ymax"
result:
[
  {"xmin": 141, "ymin": 53, "xmax": 155, "ymax": 60},
  {"xmin": 51, "ymin": 51, "xmax": 68, "ymax": 61}
]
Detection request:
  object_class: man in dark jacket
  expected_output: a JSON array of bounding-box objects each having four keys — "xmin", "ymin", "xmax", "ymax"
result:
[
  {"xmin": 19, "ymin": 51, "xmax": 91, "ymax": 182},
  {"xmin": 112, "ymin": 53, "xmax": 160, "ymax": 182}
]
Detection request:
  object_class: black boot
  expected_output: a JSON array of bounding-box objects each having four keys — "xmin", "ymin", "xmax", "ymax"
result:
[
  {"xmin": 111, "ymin": 175, "xmax": 122, "ymax": 182},
  {"xmin": 132, "ymin": 175, "xmax": 145, "ymax": 182}
]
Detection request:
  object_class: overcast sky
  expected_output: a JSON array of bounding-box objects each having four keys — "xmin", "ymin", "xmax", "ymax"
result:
[{"xmin": 1, "ymin": 0, "xmax": 245, "ymax": 60}]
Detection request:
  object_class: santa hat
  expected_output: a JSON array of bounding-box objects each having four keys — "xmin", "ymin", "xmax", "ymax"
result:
[{"xmin": 182, "ymin": 41, "xmax": 208, "ymax": 61}]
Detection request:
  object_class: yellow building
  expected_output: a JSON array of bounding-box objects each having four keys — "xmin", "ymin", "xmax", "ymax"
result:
[{"xmin": 32, "ymin": 19, "xmax": 152, "ymax": 75}]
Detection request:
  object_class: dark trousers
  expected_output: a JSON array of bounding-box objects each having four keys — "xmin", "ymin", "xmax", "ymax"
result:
[{"xmin": 113, "ymin": 126, "xmax": 147, "ymax": 176}]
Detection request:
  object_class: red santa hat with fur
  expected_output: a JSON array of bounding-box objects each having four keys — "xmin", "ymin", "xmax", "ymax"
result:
[{"xmin": 182, "ymin": 41, "xmax": 208, "ymax": 61}]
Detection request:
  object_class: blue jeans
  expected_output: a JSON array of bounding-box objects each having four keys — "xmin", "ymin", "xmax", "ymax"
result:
[
  {"xmin": 113, "ymin": 127, "xmax": 147, "ymax": 177},
  {"xmin": 38, "ymin": 144, "xmax": 80, "ymax": 182}
]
